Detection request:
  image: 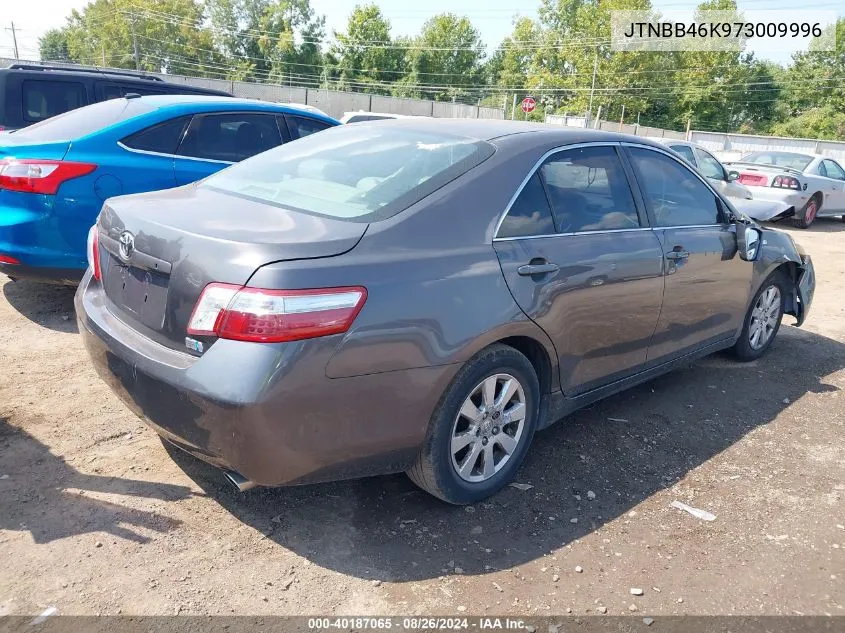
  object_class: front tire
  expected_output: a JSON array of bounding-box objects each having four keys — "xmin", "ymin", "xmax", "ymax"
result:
[
  {"xmin": 731, "ymin": 272, "xmax": 787, "ymax": 361},
  {"xmin": 793, "ymin": 196, "xmax": 820, "ymax": 229},
  {"xmin": 407, "ymin": 344, "xmax": 539, "ymax": 504}
]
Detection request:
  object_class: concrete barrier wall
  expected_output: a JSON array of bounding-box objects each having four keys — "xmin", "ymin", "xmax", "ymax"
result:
[
  {"xmin": 305, "ymin": 89, "xmax": 371, "ymax": 119},
  {"xmin": 691, "ymin": 131, "xmax": 845, "ymax": 162}
]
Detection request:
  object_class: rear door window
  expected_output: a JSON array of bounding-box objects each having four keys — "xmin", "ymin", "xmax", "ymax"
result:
[
  {"xmin": 121, "ymin": 116, "xmax": 191, "ymax": 155},
  {"xmin": 285, "ymin": 115, "xmax": 333, "ymax": 140},
  {"xmin": 98, "ymin": 83, "xmax": 165, "ymax": 99},
  {"xmin": 22, "ymin": 80, "xmax": 86, "ymax": 122},
  {"xmin": 540, "ymin": 146, "xmax": 641, "ymax": 232},
  {"xmin": 177, "ymin": 113, "xmax": 283, "ymax": 163},
  {"xmin": 497, "ymin": 173, "xmax": 556, "ymax": 238},
  {"xmin": 669, "ymin": 144, "xmax": 696, "ymax": 165}
]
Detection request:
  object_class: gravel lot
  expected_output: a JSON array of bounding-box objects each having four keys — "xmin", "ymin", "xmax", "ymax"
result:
[{"xmin": 1, "ymin": 219, "xmax": 843, "ymax": 617}]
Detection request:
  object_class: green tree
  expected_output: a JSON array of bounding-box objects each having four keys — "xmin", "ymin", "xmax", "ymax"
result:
[
  {"xmin": 402, "ymin": 14, "xmax": 486, "ymax": 102},
  {"xmin": 39, "ymin": 29, "xmax": 71, "ymax": 62},
  {"xmin": 777, "ymin": 19, "xmax": 845, "ymax": 121},
  {"xmin": 59, "ymin": 0, "xmax": 221, "ymax": 76},
  {"xmin": 330, "ymin": 4, "xmax": 404, "ymax": 94},
  {"xmin": 205, "ymin": 0, "xmax": 326, "ymax": 82},
  {"xmin": 518, "ymin": 0, "xmax": 667, "ymax": 123},
  {"xmin": 770, "ymin": 105, "xmax": 845, "ymax": 141}
]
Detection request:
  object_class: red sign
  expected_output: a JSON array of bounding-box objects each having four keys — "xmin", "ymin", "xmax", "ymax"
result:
[{"xmin": 521, "ymin": 97, "xmax": 536, "ymax": 113}]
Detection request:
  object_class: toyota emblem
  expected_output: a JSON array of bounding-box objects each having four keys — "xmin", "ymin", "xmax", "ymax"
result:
[{"xmin": 118, "ymin": 231, "xmax": 135, "ymax": 261}]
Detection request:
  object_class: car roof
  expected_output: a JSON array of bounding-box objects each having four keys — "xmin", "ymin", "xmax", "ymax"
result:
[
  {"xmin": 122, "ymin": 94, "xmax": 334, "ymax": 118},
  {"xmin": 653, "ymin": 138, "xmax": 695, "ymax": 148},
  {"xmin": 354, "ymin": 118, "xmax": 668, "ymax": 148}
]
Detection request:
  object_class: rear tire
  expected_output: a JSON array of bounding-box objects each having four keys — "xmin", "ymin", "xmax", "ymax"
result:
[
  {"xmin": 793, "ymin": 195, "xmax": 820, "ymax": 229},
  {"xmin": 407, "ymin": 344, "xmax": 539, "ymax": 504},
  {"xmin": 730, "ymin": 272, "xmax": 788, "ymax": 362}
]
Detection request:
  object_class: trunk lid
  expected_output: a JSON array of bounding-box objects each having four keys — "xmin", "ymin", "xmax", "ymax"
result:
[
  {"xmin": 726, "ymin": 162, "xmax": 796, "ymax": 187},
  {"xmin": 0, "ymin": 138, "xmax": 71, "ymax": 160},
  {"xmin": 97, "ymin": 184, "xmax": 368, "ymax": 351}
]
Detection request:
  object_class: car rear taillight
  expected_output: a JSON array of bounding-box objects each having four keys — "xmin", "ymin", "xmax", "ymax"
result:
[
  {"xmin": 771, "ymin": 175, "xmax": 800, "ymax": 190},
  {"xmin": 86, "ymin": 225, "xmax": 101, "ymax": 281},
  {"xmin": 0, "ymin": 254, "xmax": 20, "ymax": 265},
  {"xmin": 187, "ymin": 283, "xmax": 368, "ymax": 343},
  {"xmin": 0, "ymin": 160, "xmax": 96, "ymax": 194}
]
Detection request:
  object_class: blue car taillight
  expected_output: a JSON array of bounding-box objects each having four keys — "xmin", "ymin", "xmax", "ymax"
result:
[{"xmin": 0, "ymin": 159, "xmax": 96, "ymax": 194}]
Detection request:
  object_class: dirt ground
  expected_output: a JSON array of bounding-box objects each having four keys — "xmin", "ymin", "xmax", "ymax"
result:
[{"xmin": 1, "ymin": 219, "xmax": 843, "ymax": 618}]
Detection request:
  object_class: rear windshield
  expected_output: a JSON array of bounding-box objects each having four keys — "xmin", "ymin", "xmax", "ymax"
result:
[
  {"xmin": 203, "ymin": 125, "xmax": 493, "ymax": 222},
  {"xmin": 741, "ymin": 151, "xmax": 813, "ymax": 171},
  {"xmin": 7, "ymin": 98, "xmax": 156, "ymax": 142}
]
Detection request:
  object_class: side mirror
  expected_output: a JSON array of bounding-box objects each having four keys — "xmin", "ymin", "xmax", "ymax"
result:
[
  {"xmin": 727, "ymin": 170, "xmax": 740, "ymax": 182},
  {"xmin": 737, "ymin": 223, "xmax": 762, "ymax": 262}
]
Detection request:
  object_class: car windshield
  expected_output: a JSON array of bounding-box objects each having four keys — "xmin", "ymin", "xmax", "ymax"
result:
[
  {"xmin": 203, "ymin": 125, "xmax": 493, "ymax": 222},
  {"xmin": 741, "ymin": 151, "xmax": 814, "ymax": 171},
  {"xmin": 6, "ymin": 98, "xmax": 156, "ymax": 142}
]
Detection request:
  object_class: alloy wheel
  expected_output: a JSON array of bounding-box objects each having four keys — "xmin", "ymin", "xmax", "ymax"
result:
[
  {"xmin": 749, "ymin": 285, "xmax": 781, "ymax": 350},
  {"xmin": 806, "ymin": 199, "xmax": 818, "ymax": 224},
  {"xmin": 450, "ymin": 373, "xmax": 526, "ymax": 483}
]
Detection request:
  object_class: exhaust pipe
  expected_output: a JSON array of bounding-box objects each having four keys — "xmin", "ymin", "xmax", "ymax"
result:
[{"xmin": 223, "ymin": 470, "xmax": 257, "ymax": 492}]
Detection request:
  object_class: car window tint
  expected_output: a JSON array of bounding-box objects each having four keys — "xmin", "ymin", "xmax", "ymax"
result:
[
  {"xmin": 178, "ymin": 113, "xmax": 283, "ymax": 163},
  {"xmin": 286, "ymin": 115, "xmax": 332, "ymax": 139},
  {"xmin": 817, "ymin": 162, "xmax": 828, "ymax": 177},
  {"xmin": 695, "ymin": 148, "xmax": 725, "ymax": 180},
  {"xmin": 822, "ymin": 160, "xmax": 845, "ymax": 181},
  {"xmin": 497, "ymin": 173, "xmax": 556, "ymax": 238},
  {"xmin": 121, "ymin": 116, "xmax": 191, "ymax": 155},
  {"xmin": 101, "ymin": 84, "xmax": 123, "ymax": 100},
  {"xmin": 22, "ymin": 80, "xmax": 85, "ymax": 122},
  {"xmin": 670, "ymin": 144, "xmax": 696, "ymax": 165},
  {"xmin": 540, "ymin": 146, "xmax": 640, "ymax": 232},
  {"xmin": 628, "ymin": 147, "xmax": 720, "ymax": 227}
]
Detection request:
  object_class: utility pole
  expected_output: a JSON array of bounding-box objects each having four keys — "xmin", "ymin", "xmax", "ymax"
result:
[
  {"xmin": 131, "ymin": 17, "xmax": 140, "ymax": 70},
  {"xmin": 587, "ymin": 47, "xmax": 598, "ymax": 121},
  {"xmin": 618, "ymin": 104, "xmax": 625, "ymax": 131},
  {"xmin": 6, "ymin": 22, "xmax": 20, "ymax": 60},
  {"xmin": 511, "ymin": 93, "xmax": 517, "ymax": 120}
]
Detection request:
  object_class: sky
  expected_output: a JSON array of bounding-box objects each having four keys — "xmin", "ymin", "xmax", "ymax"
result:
[{"xmin": 1, "ymin": 0, "xmax": 842, "ymax": 66}]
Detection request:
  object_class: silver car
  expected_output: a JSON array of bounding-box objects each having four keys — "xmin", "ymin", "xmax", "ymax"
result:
[{"xmin": 656, "ymin": 138, "xmax": 753, "ymax": 202}]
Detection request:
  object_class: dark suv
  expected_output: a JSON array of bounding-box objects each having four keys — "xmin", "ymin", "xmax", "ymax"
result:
[{"xmin": 0, "ymin": 63, "xmax": 231, "ymax": 132}]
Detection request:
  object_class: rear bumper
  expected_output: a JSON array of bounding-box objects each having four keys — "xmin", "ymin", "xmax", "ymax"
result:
[
  {"xmin": 740, "ymin": 189, "xmax": 808, "ymax": 220},
  {"xmin": 733, "ymin": 197, "xmax": 795, "ymax": 222},
  {"xmin": 0, "ymin": 261, "xmax": 84, "ymax": 285},
  {"xmin": 0, "ymin": 193, "xmax": 89, "ymax": 278},
  {"xmin": 75, "ymin": 272, "xmax": 459, "ymax": 487}
]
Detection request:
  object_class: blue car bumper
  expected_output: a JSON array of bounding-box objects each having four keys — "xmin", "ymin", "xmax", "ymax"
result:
[{"xmin": 0, "ymin": 189, "xmax": 91, "ymax": 284}]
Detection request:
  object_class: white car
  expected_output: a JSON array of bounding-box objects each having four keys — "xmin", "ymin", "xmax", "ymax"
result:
[
  {"xmin": 657, "ymin": 139, "xmax": 754, "ymax": 203},
  {"xmin": 340, "ymin": 111, "xmax": 423, "ymax": 124},
  {"xmin": 724, "ymin": 151, "xmax": 845, "ymax": 228}
]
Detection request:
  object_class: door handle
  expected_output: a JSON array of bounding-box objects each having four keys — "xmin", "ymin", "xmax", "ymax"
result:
[
  {"xmin": 665, "ymin": 250, "xmax": 689, "ymax": 260},
  {"xmin": 518, "ymin": 262, "xmax": 560, "ymax": 276}
]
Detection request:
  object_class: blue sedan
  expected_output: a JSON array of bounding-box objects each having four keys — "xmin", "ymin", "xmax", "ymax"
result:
[{"xmin": 0, "ymin": 95, "xmax": 338, "ymax": 283}]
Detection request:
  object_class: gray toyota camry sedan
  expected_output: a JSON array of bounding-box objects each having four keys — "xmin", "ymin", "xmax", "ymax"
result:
[{"xmin": 76, "ymin": 120, "xmax": 815, "ymax": 504}]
